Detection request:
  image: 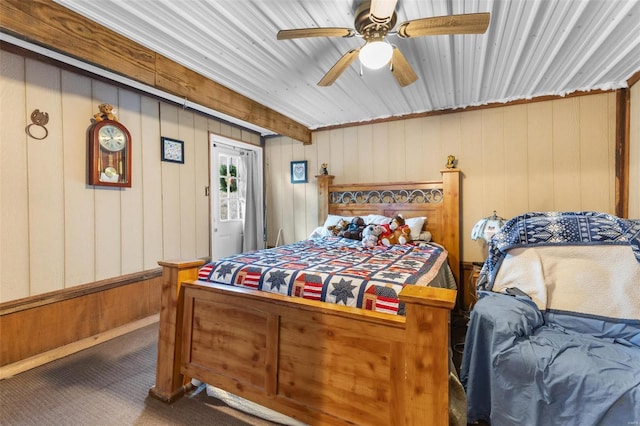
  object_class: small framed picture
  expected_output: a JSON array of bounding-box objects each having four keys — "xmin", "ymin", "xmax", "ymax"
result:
[
  {"xmin": 290, "ymin": 160, "xmax": 308, "ymax": 184},
  {"xmin": 161, "ymin": 137, "xmax": 184, "ymax": 164}
]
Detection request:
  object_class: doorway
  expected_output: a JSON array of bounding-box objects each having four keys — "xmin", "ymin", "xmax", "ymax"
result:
[{"xmin": 210, "ymin": 135, "xmax": 264, "ymax": 261}]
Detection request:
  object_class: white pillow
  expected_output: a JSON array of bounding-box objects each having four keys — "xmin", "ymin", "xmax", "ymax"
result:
[
  {"xmin": 404, "ymin": 217, "xmax": 427, "ymax": 240},
  {"xmin": 364, "ymin": 214, "xmax": 392, "ymax": 225}
]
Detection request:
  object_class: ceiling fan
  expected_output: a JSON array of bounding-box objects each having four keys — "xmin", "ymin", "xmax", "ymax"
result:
[{"xmin": 277, "ymin": 0, "xmax": 490, "ymax": 87}]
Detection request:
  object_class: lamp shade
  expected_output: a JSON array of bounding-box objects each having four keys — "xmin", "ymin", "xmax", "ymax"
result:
[
  {"xmin": 471, "ymin": 211, "xmax": 507, "ymax": 243},
  {"xmin": 359, "ymin": 41, "xmax": 393, "ymax": 69}
]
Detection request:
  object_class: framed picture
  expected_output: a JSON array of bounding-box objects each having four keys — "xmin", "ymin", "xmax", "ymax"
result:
[
  {"xmin": 290, "ymin": 160, "xmax": 308, "ymax": 184},
  {"xmin": 161, "ymin": 137, "xmax": 184, "ymax": 164}
]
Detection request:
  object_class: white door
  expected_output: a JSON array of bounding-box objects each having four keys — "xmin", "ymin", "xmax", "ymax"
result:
[{"xmin": 211, "ymin": 143, "xmax": 245, "ymax": 260}]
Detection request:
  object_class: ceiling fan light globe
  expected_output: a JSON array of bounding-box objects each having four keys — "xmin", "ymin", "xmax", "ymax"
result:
[{"xmin": 359, "ymin": 41, "xmax": 393, "ymax": 69}]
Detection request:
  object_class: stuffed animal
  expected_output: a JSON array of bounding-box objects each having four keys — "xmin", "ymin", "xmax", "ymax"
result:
[
  {"xmin": 93, "ymin": 103, "xmax": 118, "ymax": 122},
  {"xmin": 327, "ymin": 218, "xmax": 349, "ymax": 236},
  {"xmin": 361, "ymin": 224, "xmax": 383, "ymax": 248},
  {"xmin": 379, "ymin": 214, "xmax": 412, "ymax": 246},
  {"xmin": 340, "ymin": 216, "xmax": 366, "ymax": 240}
]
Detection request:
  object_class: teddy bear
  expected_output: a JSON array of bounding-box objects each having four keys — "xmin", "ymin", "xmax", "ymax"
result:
[
  {"xmin": 361, "ymin": 224, "xmax": 383, "ymax": 248},
  {"xmin": 379, "ymin": 214, "xmax": 412, "ymax": 246},
  {"xmin": 327, "ymin": 218, "xmax": 349, "ymax": 236},
  {"xmin": 339, "ymin": 216, "xmax": 366, "ymax": 240},
  {"xmin": 93, "ymin": 103, "xmax": 118, "ymax": 122}
]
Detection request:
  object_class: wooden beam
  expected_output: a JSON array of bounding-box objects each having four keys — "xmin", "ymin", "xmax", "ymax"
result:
[
  {"xmin": 615, "ymin": 88, "xmax": 630, "ymax": 218},
  {"xmin": 0, "ymin": 0, "xmax": 311, "ymax": 144}
]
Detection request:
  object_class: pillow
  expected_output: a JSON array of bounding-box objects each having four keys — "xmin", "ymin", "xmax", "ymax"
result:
[
  {"xmin": 405, "ymin": 217, "xmax": 427, "ymax": 240},
  {"xmin": 364, "ymin": 214, "xmax": 392, "ymax": 225}
]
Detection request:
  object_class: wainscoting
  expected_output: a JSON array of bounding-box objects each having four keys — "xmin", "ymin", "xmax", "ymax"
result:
[{"xmin": 0, "ymin": 269, "xmax": 162, "ymax": 378}]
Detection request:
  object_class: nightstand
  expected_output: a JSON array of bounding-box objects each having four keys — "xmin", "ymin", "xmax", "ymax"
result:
[{"xmin": 466, "ymin": 262, "xmax": 483, "ymax": 310}]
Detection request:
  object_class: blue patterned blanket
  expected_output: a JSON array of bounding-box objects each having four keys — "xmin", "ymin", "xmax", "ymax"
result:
[
  {"xmin": 198, "ymin": 236, "xmax": 448, "ymax": 315},
  {"xmin": 477, "ymin": 211, "xmax": 640, "ymax": 291}
]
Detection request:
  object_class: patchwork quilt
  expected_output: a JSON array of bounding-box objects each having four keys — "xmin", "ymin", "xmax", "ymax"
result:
[{"xmin": 198, "ymin": 236, "xmax": 448, "ymax": 316}]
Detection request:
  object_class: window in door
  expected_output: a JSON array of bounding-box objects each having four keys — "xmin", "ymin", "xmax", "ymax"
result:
[{"xmin": 218, "ymin": 153, "xmax": 245, "ymax": 222}]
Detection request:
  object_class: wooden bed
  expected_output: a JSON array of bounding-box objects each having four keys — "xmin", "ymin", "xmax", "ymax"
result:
[{"xmin": 150, "ymin": 169, "xmax": 460, "ymax": 426}]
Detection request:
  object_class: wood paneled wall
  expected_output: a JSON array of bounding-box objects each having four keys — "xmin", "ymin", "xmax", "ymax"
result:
[
  {"xmin": 265, "ymin": 93, "xmax": 619, "ymax": 262},
  {"xmin": 630, "ymin": 82, "xmax": 640, "ymax": 218},
  {"xmin": 0, "ymin": 49, "xmax": 260, "ymax": 303}
]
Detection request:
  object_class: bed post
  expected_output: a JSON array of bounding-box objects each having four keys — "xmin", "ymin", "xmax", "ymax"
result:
[
  {"xmin": 149, "ymin": 259, "xmax": 205, "ymax": 402},
  {"xmin": 316, "ymin": 174, "xmax": 334, "ymax": 225},
  {"xmin": 440, "ymin": 168, "xmax": 461, "ymax": 285},
  {"xmin": 400, "ymin": 285, "xmax": 457, "ymax": 426}
]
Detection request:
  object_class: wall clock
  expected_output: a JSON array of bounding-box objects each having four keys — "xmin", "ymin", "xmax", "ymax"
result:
[{"xmin": 88, "ymin": 119, "xmax": 132, "ymax": 187}]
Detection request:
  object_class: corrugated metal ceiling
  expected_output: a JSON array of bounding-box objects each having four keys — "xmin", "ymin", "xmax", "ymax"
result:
[{"xmin": 53, "ymin": 0, "xmax": 640, "ymax": 132}]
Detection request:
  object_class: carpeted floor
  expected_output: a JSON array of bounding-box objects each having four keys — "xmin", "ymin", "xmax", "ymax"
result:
[
  {"xmin": 0, "ymin": 323, "xmax": 278, "ymax": 426},
  {"xmin": 0, "ymin": 316, "xmax": 471, "ymax": 426}
]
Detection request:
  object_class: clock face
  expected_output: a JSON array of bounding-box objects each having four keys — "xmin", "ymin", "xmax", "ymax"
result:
[{"xmin": 98, "ymin": 124, "xmax": 127, "ymax": 152}]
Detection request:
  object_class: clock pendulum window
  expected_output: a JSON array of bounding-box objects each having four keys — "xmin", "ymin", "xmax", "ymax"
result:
[{"xmin": 88, "ymin": 119, "xmax": 132, "ymax": 188}]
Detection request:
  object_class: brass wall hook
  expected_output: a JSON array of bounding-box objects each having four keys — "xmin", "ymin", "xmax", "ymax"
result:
[{"xmin": 26, "ymin": 109, "xmax": 49, "ymax": 140}]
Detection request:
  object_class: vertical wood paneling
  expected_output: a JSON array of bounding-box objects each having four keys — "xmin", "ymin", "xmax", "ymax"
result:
[
  {"xmin": 281, "ymin": 138, "xmax": 295, "ymax": 245},
  {"xmin": 630, "ymin": 83, "xmax": 640, "ymax": 218},
  {"xmin": 61, "ymin": 71, "xmax": 94, "ymax": 287},
  {"xmin": 328, "ymin": 129, "xmax": 345, "ymax": 184},
  {"xmin": 356, "ymin": 125, "xmax": 374, "ymax": 182},
  {"xmin": 527, "ymin": 101, "xmax": 554, "ymax": 210},
  {"xmin": 440, "ymin": 114, "xmax": 461, "ymax": 179},
  {"xmin": 92, "ymin": 81, "xmax": 121, "ymax": 280},
  {"xmin": 118, "ymin": 90, "xmax": 144, "ymax": 275},
  {"xmin": 140, "ymin": 97, "xmax": 163, "ymax": 270},
  {"xmin": 422, "ymin": 118, "xmax": 442, "ymax": 179},
  {"xmin": 503, "ymin": 104, "xmax": 529, "ymax": 214},
  {"xmin": 194, "ymin": 114, "xmax": 210, "ymax": 258},
  {"xmin": 26, "ymin": 59, "xmax": 65, "ymax": 294},
  {"xmin": 178, "ymin": 109, "xmax": 197, "ymax": 259},
  {"xmin": 304, "ymin": 142, "xmax": 319, "ymax": 230},
  {"xmin": 460, "ymin": 110, "xmax": 485, "ymax": 260},
  {"xmin": 481, "ymin": 108, "xmax": 506, "ymax": 218},
  {"xmin": 342, "ymin": 127, "xmax": 358, "ymax": 184},
  {"xmin": 388, "ymin": 121, "xmax": 406, "ymax": 182},
  {"xmin": 314, "ymin": 132, "xmax": 331, "ymax": 183},
  {"xmin": 552, "ymin": 98, "xmax": 581, "ymax": 209},
  {"xmin": 371, "ymin": 122, "xmax": 389, "ymax": 183},
  {"xmin": 579, "ymin": 94, "xmax": 612, "ymax": 212},
  {"xmin": 160, "ymin": 104, "xmax": 181, "ymax": 260},
  {"xmin": 405, "ymin": 118, "xmax": 424, "ymax": 182},
  {"xmin": 292, "ymin": 140, "xmax": 306, "ymax": 242},
  {"xmin": 0, "ymin": 51, "xmax": 29, "ymax": 301}
]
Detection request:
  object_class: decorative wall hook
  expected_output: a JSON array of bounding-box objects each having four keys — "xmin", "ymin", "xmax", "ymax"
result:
[{"xmin": 26, "ymin": 109, "xmax": 49, "ymax": 140}]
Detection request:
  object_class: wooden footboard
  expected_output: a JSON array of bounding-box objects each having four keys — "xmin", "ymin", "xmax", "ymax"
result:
[{"xmin": 150, "ymin": 260, "xmax": 456, "ymax": 426}]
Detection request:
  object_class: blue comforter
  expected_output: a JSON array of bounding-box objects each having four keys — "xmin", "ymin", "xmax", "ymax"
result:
[{"xmin": 461, "ymin": 291, "xmax": 640, "ymax": 425}]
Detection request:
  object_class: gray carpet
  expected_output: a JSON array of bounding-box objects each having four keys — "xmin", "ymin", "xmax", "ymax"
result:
[{"xmin": 0, "ymin": 323, "xmax": 278, "ymax": 426}]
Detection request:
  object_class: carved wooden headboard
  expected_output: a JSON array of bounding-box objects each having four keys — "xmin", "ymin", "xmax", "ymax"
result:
[{"xmin": 316, "ymin": 169, "xmax": 461, "ymax": 285}]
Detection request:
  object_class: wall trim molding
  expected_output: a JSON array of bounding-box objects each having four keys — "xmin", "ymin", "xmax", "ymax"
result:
[{"xmin": 0, "ymin": 268, "xmax": 162, "ymax": 316}]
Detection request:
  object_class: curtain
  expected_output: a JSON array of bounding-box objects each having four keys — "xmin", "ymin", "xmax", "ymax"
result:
[{"xmin": 241, "ymin": 151, "xmax": 265, "ymax": 251}]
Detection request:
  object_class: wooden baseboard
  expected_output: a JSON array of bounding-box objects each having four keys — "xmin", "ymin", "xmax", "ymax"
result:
[
  {"xmin": 0, "ymin": 314, "xmax": 159, "ymax": 380},
  {"xmin": 1, "ymin": 270, "xmax": 163, "ymax": 367}
]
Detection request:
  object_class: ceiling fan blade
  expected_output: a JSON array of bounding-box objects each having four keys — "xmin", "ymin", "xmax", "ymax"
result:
[
  {"xmin": 390, "ymin": 46, "xmax": 417, "ymax": 87},
  {"xmin": 397, "ymin": 12, "xmax": 490, "ymax": 38},
  {"xmin": 318, "ymin": 49, "xmax": 360, "ymax": 86},
  {"xmin": 370, "ymin": 0, "xmax": 398, "ymax": 23},
  {"xmin": 277, "ymin": 27, "xmax": 355, "ymax": 40}
]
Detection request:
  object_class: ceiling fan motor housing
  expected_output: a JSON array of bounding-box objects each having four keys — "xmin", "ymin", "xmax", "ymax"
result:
[{"xmin": 355, "ymin": 0, "xmax": 397, "ymax": 41}]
